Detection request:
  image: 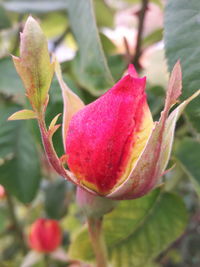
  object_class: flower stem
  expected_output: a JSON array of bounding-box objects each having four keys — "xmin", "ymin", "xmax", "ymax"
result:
[
  {"xmin": 87, "ymin": 217, "xmax": 108, "ymax": 267},
  {"xmin": 44, "ymin": 254, "xmax": 50, "ymax": 267}
]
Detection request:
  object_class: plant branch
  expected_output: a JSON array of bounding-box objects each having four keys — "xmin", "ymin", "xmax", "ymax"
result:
[
  {"xmin": 87, "ymin": 217, "xmax": 108, "ymax": 267},
  {"xmin": 5, "ymin": 191, "xmax": 27, "ymax": 254},
  {"xmin": 133, "ymin": 0, "xmax": 149, "ymax": 70}
]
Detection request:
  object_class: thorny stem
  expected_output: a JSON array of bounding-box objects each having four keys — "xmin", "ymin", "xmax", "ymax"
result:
[
  {"xmin": 87, "ymin": 217, "xmax": 108, "ymax": 267},
  {"xmin": 133, "ymin": 0, "xmax": 149, "ymax": 70},
  {"xmin": 5, "ymin": 191, "xmax": 27, "ymax": 255}
]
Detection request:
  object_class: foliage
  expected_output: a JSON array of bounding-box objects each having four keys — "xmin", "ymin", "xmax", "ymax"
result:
[
  {"xmin": 164, "ymin": 0, "xmax": 200, "ymax": 132},
  {"xmin": 69, "ymin": 188, "xmax": 188, "ymax": 266},
  {"xmin": 0, "ymin": 0, "xmax": 199, "ymax": 266}
]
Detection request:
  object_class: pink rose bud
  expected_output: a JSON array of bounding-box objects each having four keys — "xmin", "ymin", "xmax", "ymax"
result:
[
  {"xmin": 65, "ymin": 65, "xmax": 153, "ymax": 195},
  {"xmin": 61, "ymin": 62, "xmax": 199, "ymax": 200},
  {"xmin": 28, "ymin": 218, "xmax": 62, "ymax": 253}
]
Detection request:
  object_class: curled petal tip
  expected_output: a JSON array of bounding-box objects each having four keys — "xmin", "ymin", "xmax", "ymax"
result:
[{"xmin": 128, "ymin": 64, "xmax": 139, "ymax": 78}]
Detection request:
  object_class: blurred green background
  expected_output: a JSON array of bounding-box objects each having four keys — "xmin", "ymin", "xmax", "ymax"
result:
[{"xmin": 0, "ymin": 0, "xmax": 200, "ymax": 266}]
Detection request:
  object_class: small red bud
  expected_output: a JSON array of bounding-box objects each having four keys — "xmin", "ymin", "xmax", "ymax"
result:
[
  {"xmin": 0, "ymin": 185, "xmax": 6, "ymax": 199},
  {"xmin": 28, "ymin": 218, "xmax": 62, "ymax": 253}
]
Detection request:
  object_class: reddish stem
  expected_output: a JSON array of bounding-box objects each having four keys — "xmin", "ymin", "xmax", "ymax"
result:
[{"xmin": 37, "ymin": 114, "xmax": 76, "ymax": 184}]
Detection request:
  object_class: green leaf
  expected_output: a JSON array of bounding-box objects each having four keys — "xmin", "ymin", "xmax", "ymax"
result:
[
  {"xmin": 2, "ymin": 1, "xmax": 66, "ymax": 13},
  {"xmin": 143, "ymin": 28, "xmax": 163, "ymax": 49},
  {"xmin": 100, "ymin": 33, "xmax": 116, "ymax": 55},
  {"xmin": 151, "ymin": 0, "xmax": 163, "ymax": 8},
  {"xmin": 62, "ymin": 203, "xmax": 82, "ymax": 236},
  {"xmin": 94, "ymin": 0, "xmax": 114, "ymax": 27},
  {"xmin": 0, "ymin": 6, "xmax": 11, "ymax": 29},
  {"xmin": 175, "ymin": 137, "xmax": 200, "ymax": 199},
  {"xmin": 8, "ymin": 109, "xmax": 36, "ymax": 120},
  {"xmin": 69, "ymin": 189, "xmax": 188, "ymax": 266},
  {"xmin": 164, "ymin": 0, "xmax": 200, "ymax": 132},
  {"xmin": 44, "ymin": 179, "xmax": 68, "ymax": 220},
  {"xmin": 107, "ymin": 54, "xmax": 126, "ymax": 82},
  {"xmin": 0, "ymin": 207, "xmax": 7, "ymax": 232},
  {"xmin": 0, "ymin": 57, "xmax": 24, "ymax": 98},
  {"xmin": 147, "ymin": 86, "xmax": 165, "ymax": 118},
  {"xmin": 48, "ymin": 113, "xmax": 61, "ymax": 131},
  {"xmin": 41, "ymin": 12, "xmax": 67, "ymax": 38},
  {"xmin": 66, "ymin": 0, "xmax": 114, "ymax": 95},
  {"xmin": 0, "ymin": 102, "xmax": 41, "ymax": 203},
  {"xmin": 124, "ymin": 0, "xmax": 163, "ymax": 8}
]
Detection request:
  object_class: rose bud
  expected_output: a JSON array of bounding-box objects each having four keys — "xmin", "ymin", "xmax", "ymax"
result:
[
  {"xmin": 28, "ymin": 218, "xmax": 62, "ymax": 253},
  {"xmin": 57, "ymin": 62, "xmax": 200, "ymax": 200},
  {"xmin": 66, "ymin": 65, "xmax": 153, "ymax": 195}
]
